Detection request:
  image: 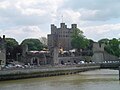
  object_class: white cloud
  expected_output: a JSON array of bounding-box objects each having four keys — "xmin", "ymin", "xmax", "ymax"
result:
[
  {"xmin": 83, "ymin": 23, "xmax": 120, "ymax": 34},
  {"xmin": 0, "ymin": 0, "xmax": 120, "ymax": 43},
  {"xmin": 0, "ymin": 1, "xmax": 10, "ymax": 9},
  {"xmin": 56, "ymin": 9, "xmax": 81, "ymax": 24},
  {"xmin": 21, "ymin": 8, "xmax": 47, "ymax": 16},
  {"xmin": 79, "ymin": 8, "xmax": 99, "ymax": 21},
  {"xmin": 0, "ymin": 26, "xmax": 47, "ymax": 43},
  {"xmin": 82, "ymin": 23, "xmax": 120, "ymax": 41},
  {"xmin": 64, "ymin": 0, "xmax": 120, "ymax": 21}
]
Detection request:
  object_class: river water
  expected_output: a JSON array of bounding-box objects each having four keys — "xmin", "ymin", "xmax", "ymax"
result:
[{"xmin": 0, "ymin": 69, "xmax": 120, "ymax": 90}]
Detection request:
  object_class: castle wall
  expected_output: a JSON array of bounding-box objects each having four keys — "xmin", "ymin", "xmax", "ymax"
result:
[
  {"xmin": 0, "ymin": 35, "xmax": 6, "ymax": 69},
  {"xmin": 104, "ymin": 52, "xmax": 118, "ymax": 61},
  {"xmin": 92, "ymin": 43, "xmax": 119, "ymax": 62},
  {"xmin": 92, "ymin": 53, "xmax": 104, "ymax": 62},
  {"xmin": 0, "ymin": 52, "xmax": 6, "ymax": 66},
  {"xmin": 58, "ymin": 56, "xmax": 82, "ymax": 64}
]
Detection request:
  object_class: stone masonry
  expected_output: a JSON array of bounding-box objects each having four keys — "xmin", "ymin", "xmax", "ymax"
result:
[{"xmin": 0, "ymin": 35, "xmax": 6, "ymax": 69}]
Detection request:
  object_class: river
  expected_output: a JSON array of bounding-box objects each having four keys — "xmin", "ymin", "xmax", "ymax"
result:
[{"xmin": 0, "ymin": 69, "xmax": 120, "ymax": 90}]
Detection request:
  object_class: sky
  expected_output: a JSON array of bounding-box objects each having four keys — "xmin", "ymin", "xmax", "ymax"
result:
[{"xmin": 0, "ymin": 0, "xmax": 120, "ymax": 43}]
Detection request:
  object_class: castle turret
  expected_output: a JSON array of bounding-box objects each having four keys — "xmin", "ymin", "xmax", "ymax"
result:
[
  {"xmin": 71, "ymin": 24, "xmax": 77, "ymax": 29},
  {"xmin": 51, "ymin": 24, "xmax": 57, "ymax": 34},
  {"xmin": 60, "ymin": 23, "xmax": 66, "ymax": 28}
]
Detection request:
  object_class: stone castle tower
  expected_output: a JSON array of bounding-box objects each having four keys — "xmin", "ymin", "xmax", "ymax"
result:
[{"xmin": 47, "ymin": 23, "xmax": 77, "ymax": 51}]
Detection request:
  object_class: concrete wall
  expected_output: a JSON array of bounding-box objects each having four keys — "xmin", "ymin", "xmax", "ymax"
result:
[{"xmin": 0, "ymin": 65, "xmax": 100, "ymax": 80}]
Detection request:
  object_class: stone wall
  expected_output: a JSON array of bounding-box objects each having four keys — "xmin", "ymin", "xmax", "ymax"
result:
[
  {"xmin": 0, "ymin": 35, "xmax": 6, "ymax": 69},
  {"xmin": 92, "ymin": 43, "xmax": 118, "ymax": 62},
  {"xmin": 92, "ymin": 52, "xmax": 104, "ymax": 62},
  {"xmin": 104, "ymin": 51, "xmax": 118, "ymax": 61},
  {"xmin": 58, "ymin": 56, "xmax": 93, "ymax": 64},
  {"xmin": 0, "ymin": 64, "xmax": 100, "ymax": 80}
]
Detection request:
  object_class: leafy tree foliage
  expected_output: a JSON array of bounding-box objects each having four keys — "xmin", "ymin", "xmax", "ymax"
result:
[
  {"xmin": 71, "ymin": 28, "xmax": 89, "ymax": 51},
  {"xmin": 98, "ymin": 38, "xmax": 120, "ymax": 57},
  {"xmin": 5, "ymin": 38, "xmax": 18, "ymax": 47},
  {"xmin": 87, "ymin": 39, "xmax": 95, "ymax": 50},
  {"xmin": 98, "ymin": 38, "xmax": 109, "ymax": 45},
  {"xmin": 5, "ymin": 38, "xmax": 19, "ymax": 61},
  {"xmin": 21, "ymin": 39, "xmax": 44, "ymax": 51}
]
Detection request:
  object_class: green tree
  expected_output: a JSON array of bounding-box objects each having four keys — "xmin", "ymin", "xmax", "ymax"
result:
[
  {"xmin": 71, "ymin": 28, "xmax": 89, "ymax": 51},
  {"xmin": 98, "ymin": 38, "xmax": 109, "ymax": 45},
  {"xmin": 5, "ymin": 38, "xmax": 18, "ymax": 47},
  {"xmin": 21, "ymin": 39, "xmax": 43, "ymax": 51},
  {"xmin": 87, "ymin": 39, "xmax": 95, "ymax": 50},
  {"xmin": 107, "ymin": 38, "xmax": 120, "ymax": 57},
  {"xmin": 5, "ymin": 38, "xmax": 19, "ymax": 61},
  {"xmin": 98, "ymin": 38, "xmax": 120, "ymax": 57}
]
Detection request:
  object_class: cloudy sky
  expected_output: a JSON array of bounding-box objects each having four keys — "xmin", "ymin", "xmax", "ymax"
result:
[{"xmin": 0, "ymin": 0, "xmax": 120, "ymax": 43}]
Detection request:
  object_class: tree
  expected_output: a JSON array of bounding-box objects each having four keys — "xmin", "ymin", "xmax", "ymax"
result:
[
  {"xmin": 71, "ymin": 28, "xmax": 89, "ymax": 51},
  {"xmin": 5, "ymin": 38, "xmax": 18, "ymax": 47},
  {"xmin": 98, "ymin": 38, "xmax": 120, "ymax": 57},
  {"xmin": 98, "ymin": 38, "xmax": 109, "ymax": 45},
  {"xmin": 85, "ymin": 39, "xmax": 95, "ymax": 51},
  {"xmin": 5, "ymin": 38, "xmax": 19, "ymax": 61},
  {"xmin": 106, "ymin": 38, "xmax": 120, "ymax": 57},
  {"xmin": 21, "ymin": 38, "xmax": 43, "ymax": 51}
]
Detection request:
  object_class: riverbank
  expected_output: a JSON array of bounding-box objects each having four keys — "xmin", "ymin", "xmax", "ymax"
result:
[{"xmin": 0, "ymin": 64, "xmax": 100, "ymax": 81}]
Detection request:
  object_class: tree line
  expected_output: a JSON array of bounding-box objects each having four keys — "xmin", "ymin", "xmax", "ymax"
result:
[
  {"xmin": 5, "ymin": 37, "xmax": 47, "ymax": 62},
  {"xmin": 71, "ymin": 28, "xmax": 120, "ymax": 57}
]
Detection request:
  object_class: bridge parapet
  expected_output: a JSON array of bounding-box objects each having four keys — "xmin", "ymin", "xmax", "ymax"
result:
[{"xmin": 100, "ymin": 62, "xmax": 120, "ymax": 69}]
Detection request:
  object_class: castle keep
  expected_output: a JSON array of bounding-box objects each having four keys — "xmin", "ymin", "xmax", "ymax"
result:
[{"xmin": 48, "ymin": 23, "xmax": 77, "ymax": 51}]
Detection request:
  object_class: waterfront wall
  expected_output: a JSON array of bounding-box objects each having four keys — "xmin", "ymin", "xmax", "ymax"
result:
[
  {"xmin": 0, "ymin": 64, "xmax": 100, "ymax": 81},
  {"xmin": 100, "ymin": 63, "xmax": 120, "ymax": 69}
]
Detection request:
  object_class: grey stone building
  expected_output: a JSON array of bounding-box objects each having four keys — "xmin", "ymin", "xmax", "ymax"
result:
[
  {"xmin": 21, "ymin": 45, "xmax": 52, "ymax": 66},
  {"xmin": 92, "ymin": 43, "xmax": 118, "ymax": 63},
  {"xmin": 0, "ymin": 35, "xmax": 6, "ymax": 69},
  {"xmin": 48, "ymin": 23, "xmax": 77, "ymax": 51}
]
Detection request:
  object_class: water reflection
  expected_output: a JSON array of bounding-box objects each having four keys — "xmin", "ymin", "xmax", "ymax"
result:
[{"xmin": 0, "ymin": 69, "xmax": 120, "ymax": 90}]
